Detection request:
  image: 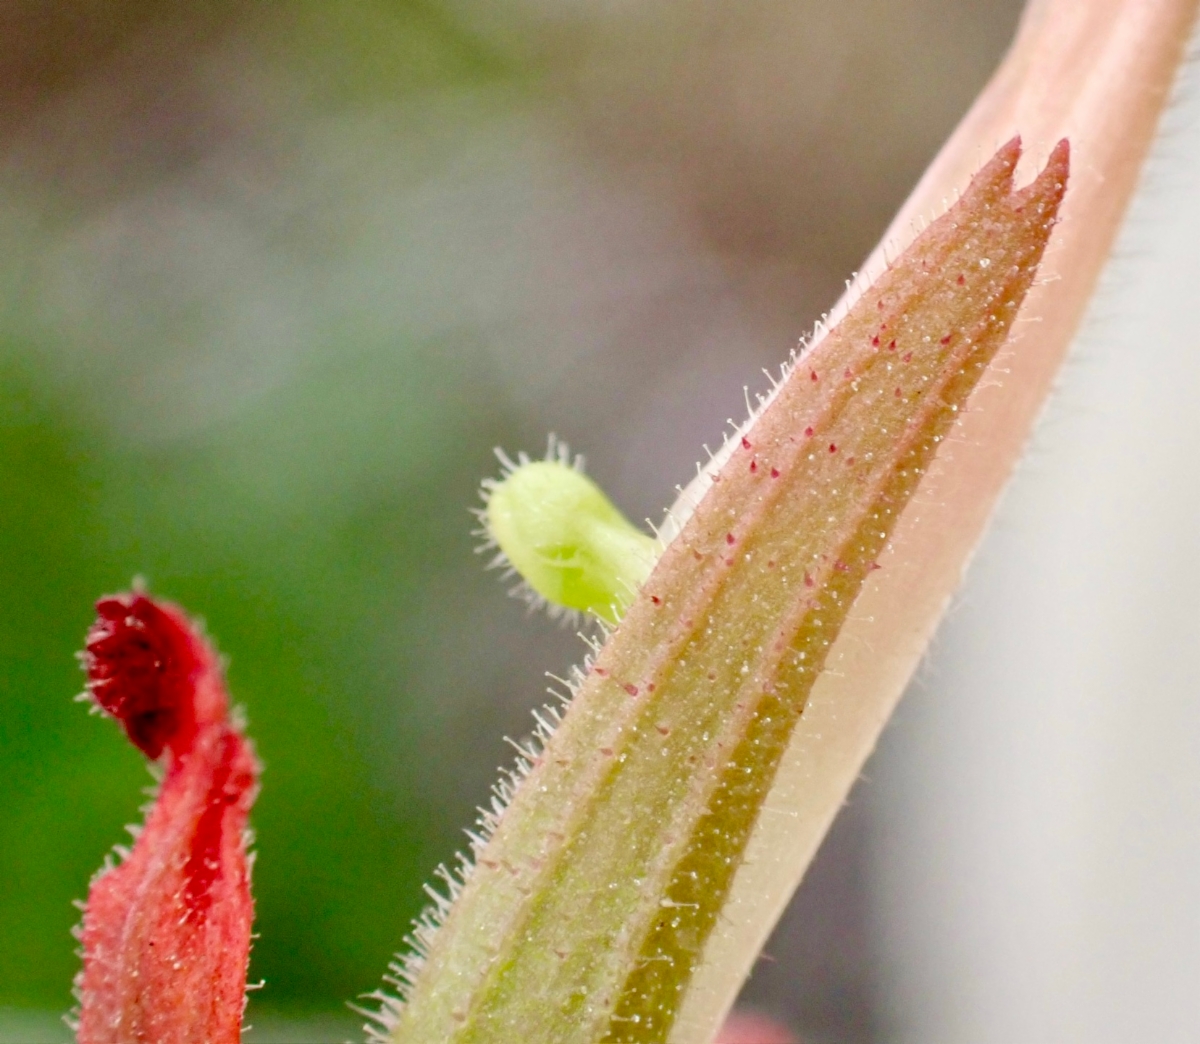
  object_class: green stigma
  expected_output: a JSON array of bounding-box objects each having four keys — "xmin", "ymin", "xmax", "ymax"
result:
[{"xmin": 483, "ymin": 452, "xmax": 658, "ymax": 624}]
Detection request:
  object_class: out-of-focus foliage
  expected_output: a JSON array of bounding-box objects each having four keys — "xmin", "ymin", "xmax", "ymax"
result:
[{"xmin": 0, "ymin": 3, "xmax": 535, "ymax": 1015}]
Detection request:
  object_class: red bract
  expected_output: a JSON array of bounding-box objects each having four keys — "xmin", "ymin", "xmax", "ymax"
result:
[{"xmin": 76, "ymin": 593, "xmax": 259, "ymax": 1044}]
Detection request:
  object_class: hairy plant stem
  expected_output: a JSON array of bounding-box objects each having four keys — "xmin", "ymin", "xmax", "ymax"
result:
[
  {"xmin": 382, "ymin": 140, "xmax": 1064, "ymax": 1044},
  {"xmin": 673, "ymin": 2, "xmax": 1197, "ymax": 1037},
  {"xmin": 378, "ymin": 3, "xmax": 1198, "ymax": 1041}
]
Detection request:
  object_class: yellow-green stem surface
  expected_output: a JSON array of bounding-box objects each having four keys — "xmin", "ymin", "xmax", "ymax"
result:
[{"xmin": 388, "ymin": 139, "xmax": 1066, "ymax": 1044}]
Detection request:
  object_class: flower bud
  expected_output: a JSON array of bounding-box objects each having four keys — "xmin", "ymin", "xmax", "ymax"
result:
[{"xmin": 76, "ymin": 593, "xmax": 259, "ymax": 1044}]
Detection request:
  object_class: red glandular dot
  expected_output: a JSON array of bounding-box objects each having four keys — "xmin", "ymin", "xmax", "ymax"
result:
[{"xmin": 77, "ymin": 592, "xmax": 259, "ymax": 1044}]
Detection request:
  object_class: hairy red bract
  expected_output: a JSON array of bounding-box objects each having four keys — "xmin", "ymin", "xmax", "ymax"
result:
[{"xmin": 76, "ymin": 592, "xmax": 259, "ymax": 1044}]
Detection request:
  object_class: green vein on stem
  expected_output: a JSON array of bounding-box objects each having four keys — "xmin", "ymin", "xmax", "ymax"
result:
[{"xmin": 378, "ymin": 137, "xmax": 1067, "ymax": 1044}]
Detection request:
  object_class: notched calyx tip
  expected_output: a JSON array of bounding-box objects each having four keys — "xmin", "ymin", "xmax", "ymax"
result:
[{"xmin": 384, "ymin": 138, "xmax": 1070, "ymax": 1044}]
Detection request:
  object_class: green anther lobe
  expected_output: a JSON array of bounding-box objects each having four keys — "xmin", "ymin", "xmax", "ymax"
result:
[{"xmin": 486, "ymin": 461, "xmax": 658, "ymax": 623}]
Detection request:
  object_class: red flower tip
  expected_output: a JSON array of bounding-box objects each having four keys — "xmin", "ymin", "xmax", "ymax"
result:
[
  {"xmin": 77, "ymin": 592, "xmax": 259, "ymax": 1044},
  {"xmin": 84, "ymin": 594, "xmax": 226, "ymax": 760}
]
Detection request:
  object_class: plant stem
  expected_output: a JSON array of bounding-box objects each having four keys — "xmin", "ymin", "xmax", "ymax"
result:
[
  {"xmin": 378, "ymin": 139, "xmax": 1065, "ymax": 1044},
  {"xmin": 373, "ymin": 3, "xmax": 1198, "ymax": 1041},
  {"xmin": 674, "ymin": 2, "xmax": 1198, "ymax": 1037}
]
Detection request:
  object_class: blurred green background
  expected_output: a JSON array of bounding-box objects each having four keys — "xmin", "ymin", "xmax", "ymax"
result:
[{"xmin": 0, "ymin": 2, "xmax": 1026, "ymax": 1040}]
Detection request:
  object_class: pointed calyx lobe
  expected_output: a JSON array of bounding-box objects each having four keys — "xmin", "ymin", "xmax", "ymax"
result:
[
  {"xmin": 600, "ymin": 136, "xmax": 1069, "ymax": 1041},
  {"xmin": 385, "ymin": 139, "xmax": 1068, "ymax": 1044},
  {"xmin": 77, "ymin": 593, "xmax": 259, "ymax": 1044}
]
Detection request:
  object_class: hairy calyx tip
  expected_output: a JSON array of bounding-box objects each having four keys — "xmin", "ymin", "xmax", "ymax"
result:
[
  {"xmin": 84, "ymin": 593, "xmax": 221, "ymax": 760},
  {"xmin": 77, "ymin": 592, "xmax": 258, "ymax": 1044}
]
